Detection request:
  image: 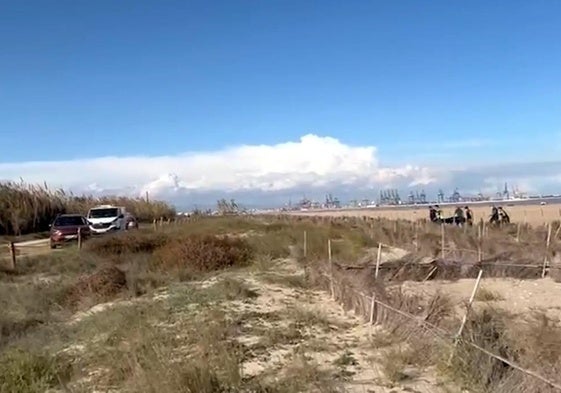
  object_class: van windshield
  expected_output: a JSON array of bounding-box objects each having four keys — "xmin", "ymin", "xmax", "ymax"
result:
[{"xmin": 88, "ymin": 208, "xmax": 119, "ymax": 218}]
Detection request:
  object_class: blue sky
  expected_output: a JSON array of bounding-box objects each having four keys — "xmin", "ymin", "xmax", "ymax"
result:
[{"xmin": 1, "ymin": 0, "xmax": 561, "ymax": 205}]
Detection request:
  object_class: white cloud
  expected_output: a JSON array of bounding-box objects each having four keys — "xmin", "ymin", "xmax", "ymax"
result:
[
  {"xmin": 0, "ymin": 134, "xmax": 433, "ymax": 197},
  {"xmin": 1, "ymin": 134, "xmax": 560, "ymax": 207}
]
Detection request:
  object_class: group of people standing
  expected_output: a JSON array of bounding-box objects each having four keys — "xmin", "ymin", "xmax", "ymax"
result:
[
  {"xmin": 490, "ymin": 206, "xmax": 510, "ymax": 224},
  {"xmin": 428, "ymin": 204, "xmax": 510, "ymax": 226},
  {"xmin": 429, "ymin": 205, "xmax": 473, "ymax": 226}
]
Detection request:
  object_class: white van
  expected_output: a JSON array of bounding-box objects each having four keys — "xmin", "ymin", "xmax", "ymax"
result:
[{"xmin": 87, "ymin": 205, "xmax": 127, "ymax": 234}]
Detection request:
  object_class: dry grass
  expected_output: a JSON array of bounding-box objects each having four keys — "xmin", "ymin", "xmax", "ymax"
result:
[
  {"xmin": 0, "ymin": 348, "xmax": 72, "ymax": 393},
  {"xmin": 153, "ymin": 234, "xmax": 254, "ymax": 280},
  {"xmin": 83, "ymin": 231, "xmax": 171, "ymax": 255},
  {"xmin": 438, "ymin": 307, "xmax": 561, "ymax": 393},
  {"xmin": 63, "ymin": 265, "xmax": 128, "ymax": 309},
  {"xmin": 378, "ymin": 346, "xmax": 417, "ymax": 383},
  {"xmin": 260, "ymin": 272, "xmax": 308, "ymax": 289},
  {"xmin": 4, "ymin": 214, "xmax": 561, "ymax": 392},
  {"xmin": 0, "ymin": 279, "xmax": 74, "ymax": 349},
  {"xmin": 304, "ymin": 221, "xmax": 561, "ymax": 392},
  {"xmin": 0, "ymin": 181, "xmax": 175, "ymax": 236},
  {"xmin": 475, "ymin": 287, "xmax": 505, "ymax": 302}
]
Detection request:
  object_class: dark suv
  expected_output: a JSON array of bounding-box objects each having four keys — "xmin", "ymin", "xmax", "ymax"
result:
[{"xmin": 49, "ymin": 214, "xmax": 91, "ymax": 249}]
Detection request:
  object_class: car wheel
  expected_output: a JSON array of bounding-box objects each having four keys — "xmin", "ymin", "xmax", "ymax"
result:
[{"xmin": 50, "ymin": 241, "xmax": 57, "ymax": 250}]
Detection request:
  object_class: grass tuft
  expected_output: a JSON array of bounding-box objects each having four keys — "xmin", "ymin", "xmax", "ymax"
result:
[
  {"xmin": 475, "ymin": 287, "xmax": 505, "ymax": 302},
  {"xmin": 0, "ymin": 348, "xmax": 72, "ymax": 393}
]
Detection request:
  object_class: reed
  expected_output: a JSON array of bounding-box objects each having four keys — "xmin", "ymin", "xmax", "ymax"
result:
[{"xmin": 0, "ymin": 181, "xmax": 175, "ymax": 236}]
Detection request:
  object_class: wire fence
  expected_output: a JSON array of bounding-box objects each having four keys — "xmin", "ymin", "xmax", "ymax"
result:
[
  {"xmin": 307, "ymin": 215, "xmax": 561, "ymax": 278},
  {"xmin": 297, "ymin": 224, "xmax": 561, "ymax": 390},
  {"xmin": 315, "ymin": 266, "xmax": 561, "ymax": 391}
]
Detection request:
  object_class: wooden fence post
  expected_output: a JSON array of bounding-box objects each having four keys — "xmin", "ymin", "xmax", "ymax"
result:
[
  {"xmin": 441, "ymin": 224, "xmax": 445, "ymax": 259},
  {"xmin": 414, "ymin": 221, "xmax": 419, "ymax": 252},
  {"xmin": 375, "ymin": 243, "xmax": 382, "ymax": 280},
  {"xmin": 516, "ymin": 222, "xmax": 521, "ymax": 243},
  {"xmin": 477, "ymin": 223, "xmax": 482, "ymax": 262},
  {"xmin": 449, "ymin": 269, "xmax": 483, "ymax": 363},
  {"xmin": 303, "ymin": 231, "xmax": 307, "ymax": 259},
  {"xmin": 554, "ymin": 223, "xmax": 561, "ymax": 242},
  {"xmin": 77, "ymin": 228, "xmax": 82, "ymax": 250},
  {"xmin": 424, "ymin": 266, "xmax": 438, "ymax": 281},
  {"xmin": 153, "ymin": 219, "xmax": 157, "ymax": 231},
  {"xmin": 328, "ymin": 239, "xmax": 334, "ymax": 299},
  {"xmin": 542, "ymin": 223, "xmax": 552, "ymax": 278},
  {"xmin": 9, "ymin": 241, "xmax": 16, "ymax": 271},
  {"xmin": 369, "ymin": 292, "xmax": 377, "ymax": 326}
]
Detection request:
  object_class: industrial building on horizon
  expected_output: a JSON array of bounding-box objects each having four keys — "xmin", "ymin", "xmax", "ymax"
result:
[{"xmin": 281, "ymin": 183, "xmax": 559, "ymax": 211}]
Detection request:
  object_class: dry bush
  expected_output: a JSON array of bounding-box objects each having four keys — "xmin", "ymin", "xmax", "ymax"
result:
[
  {"xmin": 153, "ymin": 234, "xmax": 253, "ymax": 279},
  {"xmin": 445, "ymin": 308, "xmax": 515, "ymax": 391},
  {"xmin": 442, "ymin": 308, "xmax": 561, "ymax": 393},
  {"xmin": 475, "ymin": 288, "xmax": 505, "ymax": 302},
  {"xmin": 83, "ymin": 231, "xmax": 171, "ymax": 255},
  {"xmin": 276, "ymin": 353, "xmax": 345, "ymax": 392},
  {"xmin": 63, "ymin": 265, "xmax": 127, "ymax": 308},
  {"xmin": 203, "ymin": 277, "xmax": 259, "ymax": 301},
  {"xmin": 499, "ymin": 312, "xmax": 561, "ymax": 393},
  {"xmin": 0, "ymin": 181, "xmax": 175, "ymax": 236},
  {"xmin": 378, "ymin": 346, "xmax": 419, "ymax": 382}
]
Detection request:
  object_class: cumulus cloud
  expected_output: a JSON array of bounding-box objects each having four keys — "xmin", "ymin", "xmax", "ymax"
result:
[
  {"xmin": 0, "ymin": 134, "xmax": 560, "ymax": 208},
  {"xmin": 0, "ymin": 134, "xmax": 434, "ymax": 196}
]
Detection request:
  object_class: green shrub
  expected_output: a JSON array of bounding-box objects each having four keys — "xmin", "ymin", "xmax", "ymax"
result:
[{"xmin": 0, "ymin": 348, "xmax": 71, "ymax": 393}]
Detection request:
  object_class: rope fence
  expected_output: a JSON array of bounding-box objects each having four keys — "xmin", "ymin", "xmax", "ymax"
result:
[
  {"xmin": 316, "ymin": 263, "xmax": 561, "ymax": 391},
  {"xmin": 300, "ymin": 229, "xmax": 561, "ymax": 390}
]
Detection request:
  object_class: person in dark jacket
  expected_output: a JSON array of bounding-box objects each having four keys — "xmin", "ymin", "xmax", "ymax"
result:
[
  {"xmin": 454, "ymin": 206, "xmax": 465, "ymax": 226},
  {"xmin": 464, "ymin": 206, "xmax": 473, "ymax": 226},
  {"xmin": 429, "ymin": 205, "xmax": 437, "ymax": 222},
  {"xmin": 498, "ymin": 207, "xmax": 510, "ymax": 224}
]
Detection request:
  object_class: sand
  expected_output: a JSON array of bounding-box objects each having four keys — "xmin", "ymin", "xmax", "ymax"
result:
[{"xmin": 290, "ymin": 202, "xmax": 561, "ymax": 226}]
